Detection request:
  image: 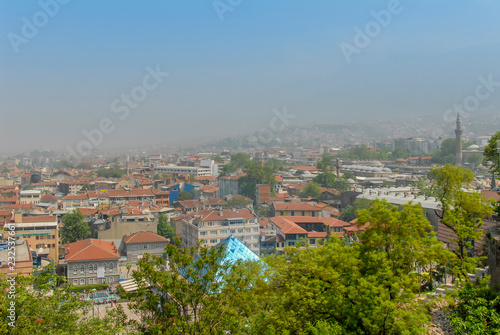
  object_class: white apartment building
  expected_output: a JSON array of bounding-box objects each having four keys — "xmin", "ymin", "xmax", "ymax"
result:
[
  {"xmin": 182, "ymin": 209, "xmax": 260, "ymax": 255},
  {"xmin": 154, "ymin": 165, "xmax": 211, "ymax": 177},
  {"xmin": 19, "ymin": 190, "xmax": 42, "ymax": 205}
]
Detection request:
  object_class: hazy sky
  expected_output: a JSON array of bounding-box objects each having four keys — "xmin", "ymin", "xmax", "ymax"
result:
[{"xmin": 1, "ymin": 0, "xmax": 499, "ymax": 154}]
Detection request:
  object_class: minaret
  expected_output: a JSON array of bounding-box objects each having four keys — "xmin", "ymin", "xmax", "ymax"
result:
[{"xmin": 455, "ymin": 114, "xmax": 463, "ymax": 166}]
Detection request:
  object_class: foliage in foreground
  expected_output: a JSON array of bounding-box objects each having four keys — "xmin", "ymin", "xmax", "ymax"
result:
[
  {"xmin": 0, "ymin": 264, "xmax": 136, "ymax": 335},
  {"xmin": 128, "ymin": 200, "xmax": 452, "ymax": 334},
  {"xmin": 449, "ymin": 278, "xmax": 500, "ymax": 334}
]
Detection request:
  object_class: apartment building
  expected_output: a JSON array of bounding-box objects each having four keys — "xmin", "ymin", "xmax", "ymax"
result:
[
  {"xmin": 64, "ymin": 238, "xmax": 120, "ymax": 286},
  {"xmin": 182, "ymin": 209, "xmax": 260, "ymax": 255}
]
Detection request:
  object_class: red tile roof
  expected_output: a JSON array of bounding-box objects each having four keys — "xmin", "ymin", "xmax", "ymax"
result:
[
  {"xmin": 62, "ymin": 194, "xmax": 88, "ymax": 200},
  {"xmin": 196, "ymin": 209, "xmax": 255, "ymax": 221},
  {"xmin": 123, "ymin": 231, "xmax": 168, "ymax": 244},
  {"xmin": 41, "ymin": 194, "xmax": 58, "ymax": 202},
  {"xmin": 65, "ymin": 239, "xmax": 120, "ymax": 261},
  {"xmin": 272, "ymin": 202, "xmax": 321, "ymax": 212},
  {"xmin": 270, "ymin": 217, "xmax": 308, "ymax": 234},
  {"xmin": 21, "ymin": 215, "xmax": 57, "ymax": 223}
]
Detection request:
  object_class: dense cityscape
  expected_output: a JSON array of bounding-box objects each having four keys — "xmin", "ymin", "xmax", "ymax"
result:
[{"xmin": 2, "ymin": 1, "xmax": 500, "ymax": 334}]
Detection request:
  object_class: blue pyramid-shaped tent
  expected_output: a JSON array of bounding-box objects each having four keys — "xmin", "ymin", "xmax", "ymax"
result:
[
  {"xmin": 179, "ymin": 235, "xmax": 266, "ymax": 292},
  {"xmin": 215, "ymin": 235, "xmax": 261, "ymax": 264}
]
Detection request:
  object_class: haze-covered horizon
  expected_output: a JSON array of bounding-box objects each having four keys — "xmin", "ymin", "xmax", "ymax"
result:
[{"xmin": 1, "ymin": 0, "xmax": 500, "ymax": 155}]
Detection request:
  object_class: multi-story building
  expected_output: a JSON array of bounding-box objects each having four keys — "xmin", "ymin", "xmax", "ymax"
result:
[
  {"xmin": 10, "ymin": 214, "xmax": 59, "ymax": 261},
  {"xmin": 154, "ymin": 165, "xmax": 211, "ymax": 177},
  {"xmin": 218, "ymin": 175, "xmax": 241, "ymax": 199},
  {"xmin": 60, "ymin": 194, "xmax": 90, "ymax": 210},
  {"xmin": 182, "ymin": 209, "xmax": 260, "ymax": 255},
  {"xmin": 270, "ymin": 202, "xmax": 321, "ymax": 217},
  {"xmin": 19, "ymin": 190, "xmax": 41, "ymax": 205},
  {"xmin": 122, "ymin": 231, "xmax": 168, "ymax": 263},
  {"xmin": 64, "ymin": 238, "xmax": 120, "ymax": 286}
]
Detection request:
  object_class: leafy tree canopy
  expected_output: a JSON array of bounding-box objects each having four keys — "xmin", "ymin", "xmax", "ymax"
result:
[
  {"xmin": 61, "ymin": 209, "xmax": 90, "ymax": 244},
  {"xmin": 299, "ymin": 181, "xmax": 322, "ymax": 199}
]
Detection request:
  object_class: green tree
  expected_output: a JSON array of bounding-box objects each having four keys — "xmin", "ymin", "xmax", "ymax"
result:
[
  {"xmin": 210, "ymin": 154, "xmax": 224, "ymax": 163},
  {"xmin": 225, "ymin": 196, "xmax": 249, "ymax": 209},
  {"xmin": 339, "ymin": 198, "xmax": 371, "ymax": 222},
  {"xmin": 390, "ymin": 147, "xmax": 410, "ymax": 159},
  {"xmin": 431, "ymin": 164, "xmax": 494, "ymax": 281},
  {"xmin": 129, "ymin": 240, "xmax": 265, "ymax": 334},
  {"xmin": 483, "ymin": 132, "xmax": 500, "ymax": 174},
  {"xmin": 157, "ymin": 213, "xmax": 176, "ymax": 240},
  {"xmin": 177, "ymin": 190, "xmax": 192, "ymax": 201},
  {"xmin": 190, "ymin": 189, "xmax": 203, "ymax": 200},
  {"xmin": 449, "ymin": 278, "xmax": 500, "ymax": 334},
  {"xmin": 299, "ymin": 181, "xmax": 322, "ymax": 199},
  {"xmin": 316, "ymin": 154, "xmax": 333, "ymax": 173},
  {"xmin": 61, "ymin": 209, "xmax": 90, "ymax": 244},
  {"xmin": 96, "ymin": 167, "xmax": 125, "ymax": 178},
  {"xmin": 219, "ymin": 163, "xmax": 237, "ymax": 176},
  {"xmin": 0, "ymin": 264, "xmax": 136, "ymax": 334},
  {"xmin": 314, "ymin": 171, "xmax": 349, "ymax": 192},
  {"xmin": 238, "ymin": 162, "xmax": 276, "ymax": 201},
  {"xmin": 467, "ymin": 153, "xmax": 483, "ymax": 166},
  {"xmin": 414, "ymin": 177, "xmax": 438, "ymax": 197},
  {"xmin": 230, "ymin": 152, "xmax": 251, "ymax": 168}
]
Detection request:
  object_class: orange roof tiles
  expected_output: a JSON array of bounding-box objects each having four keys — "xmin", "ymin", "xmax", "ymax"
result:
[
  {"xmin": 270, "ymin": 217, "xmax": 308, "ymax": 234},
  {"xmin": 272, "ymin": 202, "xmax": 321, "ymax": 211},
  {"xmin": 65, "ymin": 239, "xmax": 120, "ymax": 261},
  {"xmin": 196, "ymin": 209, "xmax": 255, "ymax": 221},
  {"xmin": 123, "ymin": 231, "xmax": 168, "ymax": 244},
  {"xmin": 21, "ymin": 215, "xmax": 57, "ymax": 223}
]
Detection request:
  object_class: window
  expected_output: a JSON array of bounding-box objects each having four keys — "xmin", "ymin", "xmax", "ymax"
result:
[
  {"xmin": 220, "ymin": 230, "xmax": 227, "ymax": 235},
  {"xmin": 280, "ymin": 211, "xmax": 284, "ymax": 215},
  {"xmin": 52, "ymin": 235, "xmax": 55, "ymax": 239},
  {"xmin": 210, "ymin": 239, "xmax": 217, "ymax": 244},
  {"xmin": 144, "ymin": 244, "xmax": 148, "ymax": 249},
  {"xmin": 245, "ymin": 229, "xmax": 251, "ymax": 233},
  {"xmin": 89, "ymin": 278, "xmax": 94, "ymax": 284},
  {"xmin": 131, "ymin": 245, "xmax": 138, "ymax": 250},
  {"xmin": 80, "ymin": 279, "xmax": 85, "ymax": 285},
  {"xmin": 156, "ymin": 243, "xmax": 163, "ymax": 248},
  {"xmin": 210, "ymin": 231, "xmax": 217, "ymax": 235},
  {"xmin": 302, "ymin": 211, "xmax": 305, "ymax": 216},
  {"xmin": 310, "ymin": 239, "xmax": 316, "ymax": 245},
  {"xmin": 238, "ymin": 229, "xmax": 243, "ymax": 233},
  {"xmin": 253, "ymin": 228, "xmax": 259, "ymax": 232},
  {"xmin": 208, "ymin": 222, "xmax": 214, "ymax": 227},
  {"xmin": 80, "ymin": 265, "xmax": 85, "ymax": 274},
  {"xmin": 289, "ymin": 241, "xmax": 295, "ymax": 246},
  {"xmin": 291, "ymin": 211, "xmax": 295, "ymax": 216},
  {"xmin": 312, "ymin": 212, "xmax": 315, "ymax": 217},
  {"xmin": 36, "ymin": 236, "xmax": 39, "ymax": 240},
  {"xmin": 200, "ymin": 231, "xmax": 207, "ymax": 236},
  {"xmin": 230, "ymin": 229, "xmax": 235, "ymax": 234},
  {"xmin": 109, "ymin": 263, "xmax": 114, "ymax": 272},
  {"xmin": 89, "ymin": 264, "xmax": 94, "ymax": 273},
  {"xmin": 73, "ymin": 279, "xmax": 78, "ymax": 284},
  {"xmin": 109, "ymin": 276, "xmax": 114, "ymax": 283},
  {"xmin": 73, "ymin": 265, "xmax": 77, "ymax": 275}
]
